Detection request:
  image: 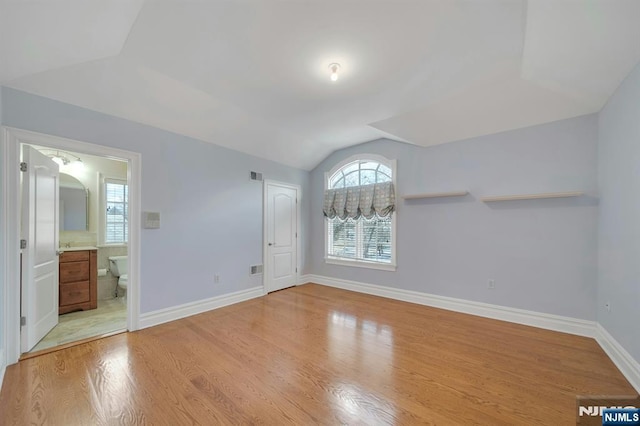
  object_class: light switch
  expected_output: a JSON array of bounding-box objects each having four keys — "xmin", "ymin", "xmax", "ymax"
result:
[{"xmin": 143, "ymin": 211, "xmax": 160, "ymax": 229}]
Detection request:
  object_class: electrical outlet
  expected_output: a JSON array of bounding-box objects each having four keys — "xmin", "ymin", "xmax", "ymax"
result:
[
  {"xmin": 214, "ymin": 274, "xmax": 220, "ymax": 284},
  {"xmin": 605, "ymin": 301, "xmax": 611, "ymax": 312},
  {"xmin": 488, "ymin": 279, "xmax": 495, "ymax": 289}
]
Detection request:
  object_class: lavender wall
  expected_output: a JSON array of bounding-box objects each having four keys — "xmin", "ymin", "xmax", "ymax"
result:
[
  {"xmin": 310, "ymin": 115, "xmax": 599, "ymax": 320},
  {"xmin": 598, "ymin": 61, "xmax": 640, "ymax": 363},
  {"xmin": 0, "ymin": 87, "xmax": 5, "ymax": 372},
  {"xmin": 1, "ymin": 87, "xmax": 310, "ymax": 314}
]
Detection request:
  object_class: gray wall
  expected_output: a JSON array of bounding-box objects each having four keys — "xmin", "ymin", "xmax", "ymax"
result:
[
  {"xmin": 1, "ymin": 87, "xmax": 310, "ymax": 314},
  {"xmin": 598, "ymin": 62, "xmax": 640, "ymax": 362},
  {"xmin": 0, "ymin": 87, "xmax": 4, "ymax": 368},
  {"xmin": 310, "ymin": 115, "xmax": 599, "ymax": 320}
]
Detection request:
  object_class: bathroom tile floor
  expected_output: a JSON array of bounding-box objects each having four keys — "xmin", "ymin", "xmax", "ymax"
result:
[{"xmin": 30, "ymin": 298, "xmax": 127, "ymax": 353}]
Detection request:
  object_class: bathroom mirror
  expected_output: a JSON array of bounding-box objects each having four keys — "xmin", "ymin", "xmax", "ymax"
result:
[{"xmin": 59, "ymin": 173, "xmax": 89, "ymax": 231}]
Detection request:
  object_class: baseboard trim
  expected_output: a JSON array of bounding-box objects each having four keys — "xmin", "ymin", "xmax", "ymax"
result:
[
  {"xmin": 139, "ymin": 286, "xmax": 264, "ymax": 330},
  {"xmin": 304, "ymin": 274, "xmax": 597, "ymax": 338},
  {"xmin": 298, "ymin": 274, "xmax": 312, "ymax": 286},
  {"xmin": 596, "ymin": 324, "xmax": 640, "ymax": 393}
]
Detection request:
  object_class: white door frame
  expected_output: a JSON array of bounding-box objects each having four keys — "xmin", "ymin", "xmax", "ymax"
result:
[
  {"xmin": 262, "ymin": 180, "xmax": 301, "ymax": 294},
  {"xmin": 1, "ymin": 127, "xmax": 142, "ymax": 364}
]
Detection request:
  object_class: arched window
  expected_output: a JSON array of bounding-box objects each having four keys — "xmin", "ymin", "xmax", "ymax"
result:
[
  {"xmin": 324, "ymin": 155, "xmax": 396, "ymax": 270},
  {"xmin": 328, "ymin": 160, "xmax": 392, "ymax": 189}
]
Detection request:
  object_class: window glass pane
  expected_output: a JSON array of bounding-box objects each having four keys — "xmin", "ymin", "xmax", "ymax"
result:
[
  {"xmin": 342, "ymin": 162, "xmax": 359, "ymax": 176},
  {"xmin": 329, "ymin": 172, "xmax": 344, "ymax": 189},
  {"xmin": 376, "ymin": 171, "xmax": 392, "ymax": 183},
  {"xmin": 105, "ymin": 180, "xmax": 128, "ymax": 244},
  {"xmin": 343, "ymin": 171, "xmax": 359, "ymax": 187},
  {"xmin": 107, "ymin": 203, "xmax": 123, "ymax": 217},
  {"xmin": 106, "ymin": 184, "xmax": 125, "ymax": 202},
  {"xmin": 378, "ymin": 164, "xmax": 392, "ymax": 176},
  {"xmin": 330, "ymin": 219, "xmax": 356, "ymax": 259},
  {"xmin": 362, "ymin": 217, "xmax": 392, "ymax": 263},
  {"xmin": 360, "ymin": 169, "xmax": 375, "ymax": 185},
  {"xmin": 360, "ymin": 161, "xmax": 378, "ymax": 171}
]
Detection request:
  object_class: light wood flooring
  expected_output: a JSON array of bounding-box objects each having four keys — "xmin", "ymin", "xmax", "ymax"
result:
[
  {"xmin": 30, "ymin": 298, "xmax": 127, "ymax": 353},
  {"xmin": 0, "ymin": 284, "xmax": 636, "ymax": 425}
]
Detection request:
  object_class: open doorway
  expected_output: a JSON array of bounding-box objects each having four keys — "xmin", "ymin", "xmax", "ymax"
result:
[
  {"xmin": 24, "ymin": 144, "xmax": 129, "ymax": 354},
  {"xmin": 2, "ymin": 127, "xmax": 141, "ymax": 363}
]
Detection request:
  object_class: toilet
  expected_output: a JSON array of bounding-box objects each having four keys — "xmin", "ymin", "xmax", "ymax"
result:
[{"xmin": 108, "ymin": 256, "xmax": 128, "ymax": 298}]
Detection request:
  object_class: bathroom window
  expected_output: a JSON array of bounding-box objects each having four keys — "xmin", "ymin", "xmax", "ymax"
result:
[
  {"xmin": 105, "ymin": 179, "xmax": 128, "ymax": 244},
  {"xmin": 324, "ymin": 155, "xmax": 396, "ymax": 271}
]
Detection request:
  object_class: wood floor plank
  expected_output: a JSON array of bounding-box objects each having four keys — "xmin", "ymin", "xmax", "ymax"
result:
[{"xmin": 0, "ymin": 284, "xmax": 637, "ymax": 425}]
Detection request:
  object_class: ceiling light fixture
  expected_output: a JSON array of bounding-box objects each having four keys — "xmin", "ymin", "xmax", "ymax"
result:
[
  {"xmin": 41, "ymin": 149, "xmax": 84, "ymax": 171},
  {"xmin": 329, "ymin": 63, "xmax": 341, "ymax": 82}
]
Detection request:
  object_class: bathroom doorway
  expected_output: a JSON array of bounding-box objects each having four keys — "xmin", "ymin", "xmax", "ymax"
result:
[
  {"xmin": 2, "ymin": 127, "xmax": 141, "ymax": 362},
  {"xmin": 26, "ymin": 145, "xmax": 129, "ymax": 354}
]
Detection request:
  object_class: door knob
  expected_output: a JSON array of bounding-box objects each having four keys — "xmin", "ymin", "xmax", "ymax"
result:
[{"xmin": 268, "ymin": 243, "xmax": 273, "ymax": 246}]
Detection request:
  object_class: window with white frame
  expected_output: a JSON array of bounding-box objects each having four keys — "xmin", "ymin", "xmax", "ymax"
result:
[
  {"xmin": 104, "ymin": 179, "xmax": 128, "ymax": 244},
  {"xmin": 324, "ymin": 156, "xmax": 396, "ymax": 270}
]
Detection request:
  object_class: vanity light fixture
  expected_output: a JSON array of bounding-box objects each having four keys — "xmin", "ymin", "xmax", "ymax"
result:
[
  {"xmin": 42, "ymin": 149, "xmax": 85, "ymax": 171},
  {"xmin": 329, "ymin": 63, "xmax": 341, "ymax": 82}
]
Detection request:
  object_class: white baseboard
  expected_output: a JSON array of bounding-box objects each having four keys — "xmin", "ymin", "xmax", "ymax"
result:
[
  {"xmin": 139, "ymin": 286, "xmax": 264, "ymax": 330},
  {"xmin": 303, "ymin": 274, "xmax": 597, "ymax": 338},
  {"xmin": 298, "ymin": 274, "xmax": 312, "ymax": 286},
  {"xmin": 596, "ymin": 324, "xmax": 640, "ymax": 393}
]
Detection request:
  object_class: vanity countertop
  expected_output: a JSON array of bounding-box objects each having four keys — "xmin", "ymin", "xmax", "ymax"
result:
[{"xmin": 60, "ymin": 246, "xmax": 98, "ymax": 252}]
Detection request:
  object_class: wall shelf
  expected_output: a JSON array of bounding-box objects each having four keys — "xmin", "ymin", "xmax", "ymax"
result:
[
  {"xmin": 402, "ymin": 191, "xmax": 469, "ymax": 200},
  {"xmin": 480, "ymin": 191, "xmax": 584, "ymax": 202}
]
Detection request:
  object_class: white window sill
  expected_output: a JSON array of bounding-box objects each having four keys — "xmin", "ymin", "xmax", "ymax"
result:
[{"xmin": 325, "ymin": 257, "xmax": 396, "ymax": 271}]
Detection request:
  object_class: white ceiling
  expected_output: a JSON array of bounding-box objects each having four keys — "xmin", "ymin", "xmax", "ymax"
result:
[{"xmin": 2, "ymin": 0, "xmax": 639, "ymax": 170}]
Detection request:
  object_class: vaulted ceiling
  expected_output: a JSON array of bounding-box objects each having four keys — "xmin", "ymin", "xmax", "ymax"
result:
[{"xmin": 2, "ymin": 1, "xmax": 639, "ymax": 170}]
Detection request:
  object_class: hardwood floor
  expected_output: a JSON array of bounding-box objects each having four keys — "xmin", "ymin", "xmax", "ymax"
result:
[{"xmin": 0, "ymin": 284, "xmax": 636, "ymax": 425}]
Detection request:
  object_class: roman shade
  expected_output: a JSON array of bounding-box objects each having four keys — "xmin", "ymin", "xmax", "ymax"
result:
[{"xmin": 323, "ymin": 181, "xmax": 395, "ymax": 220}]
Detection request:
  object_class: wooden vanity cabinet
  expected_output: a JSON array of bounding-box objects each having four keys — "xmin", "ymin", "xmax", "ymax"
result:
[{"xmin": 59, "ymin": 249, "xmax": 97, "ymax": 314}]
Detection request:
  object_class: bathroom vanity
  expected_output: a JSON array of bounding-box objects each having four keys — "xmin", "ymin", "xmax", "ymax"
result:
[{"xmin": 59, "ymin": 247, "xmax": 98, "ymax": 314}]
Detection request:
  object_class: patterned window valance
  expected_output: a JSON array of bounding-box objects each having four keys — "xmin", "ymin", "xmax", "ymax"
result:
[{"xmin": 323, "ymin": 181, "xmax": 395, "ymax": 220}]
